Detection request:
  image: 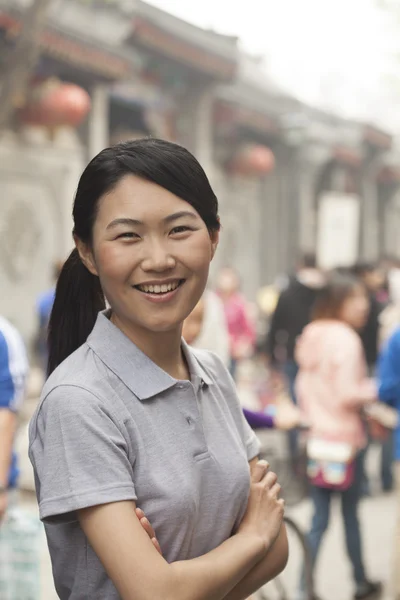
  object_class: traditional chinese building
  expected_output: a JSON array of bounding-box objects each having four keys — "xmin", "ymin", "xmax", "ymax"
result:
[{"xmin": 0, "ymin": 0, "xmax": 398, "ymax": 345}]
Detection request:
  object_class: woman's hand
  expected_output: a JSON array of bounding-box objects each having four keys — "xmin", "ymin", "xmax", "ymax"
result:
[
  {"xmin": 135, "ymin": 508, "xmax": 162, "ymax": 555},
  {"xmin": 238, "ymin": 460, "xmax": 285, "ymax": 553}
]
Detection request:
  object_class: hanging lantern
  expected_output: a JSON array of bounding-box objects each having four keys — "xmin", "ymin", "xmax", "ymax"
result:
[
  {"xmin": 19, "ymin": 79, "xmax": 91, "ymax": 128},
  {"xmin": 229, "ymin": 144, "xmax": 275, "ymax": 176}
]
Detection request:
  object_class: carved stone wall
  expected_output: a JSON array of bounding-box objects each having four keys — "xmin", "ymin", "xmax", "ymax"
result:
[
  {"xmin": 0, "ymin": 130, "xmax": 84, "ymax": 347},
  {"xmin": 210, "ymin": 167, "xmax": 263, "ymax": 300}
]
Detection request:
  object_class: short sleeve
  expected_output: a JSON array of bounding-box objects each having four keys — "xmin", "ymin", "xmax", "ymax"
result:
[{"xmin": 29, "ymin": 385, "xmax": 136, "ymax": 523}]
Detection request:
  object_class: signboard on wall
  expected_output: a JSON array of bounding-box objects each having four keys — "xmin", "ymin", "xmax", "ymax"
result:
[{"xmin": 316, "ymin": 192, "xmax": 360, "ymax": 270}]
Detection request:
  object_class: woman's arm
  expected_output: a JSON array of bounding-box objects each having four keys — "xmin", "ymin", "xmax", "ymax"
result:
[
  {"xmin": 135, "ymin": 459, "xmax": 288, "ymax": 600},
  {"xmin": 221, "ymin": 455, "xmax": 287, "ymax": 599},
  {"xmin": 79, "ymin": 460, "xmax": 284, "ymax": 600},
  {"xmin": 80, "ymin": 500, "xmax": 263, "ymax": 600},
  {"xmin": 135, "ymin": 505, "xmax": 287, "ymax": 600},
  {"xmin": 223, "ymin": 526, "xmax": 288, "ymax": 600},
  {"xmin": 242, "ymin": 408, "xmax": 275, "ymax": 429}
]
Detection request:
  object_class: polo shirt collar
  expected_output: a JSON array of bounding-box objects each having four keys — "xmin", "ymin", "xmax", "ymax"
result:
[
  {"xmin": 87, "ymin": 311, "xmax": 212, "ymax": 400},
  {"xmin": 181, "ymin": 338, "xmax": 213, "ymax": 388}
]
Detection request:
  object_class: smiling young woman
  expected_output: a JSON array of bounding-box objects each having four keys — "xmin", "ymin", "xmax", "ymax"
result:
[{"xmin": 28, "ymin": 138, "xmax": 288, "ymax": 600}]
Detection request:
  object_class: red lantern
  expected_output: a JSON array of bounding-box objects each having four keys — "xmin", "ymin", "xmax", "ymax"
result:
[
  {"xmin": 229, "ymin": 144, "xmax": 275, "ymax": 176},
  {"xmin": 19, "ymin": 79, "xmax": 91, "ymax": 128}
]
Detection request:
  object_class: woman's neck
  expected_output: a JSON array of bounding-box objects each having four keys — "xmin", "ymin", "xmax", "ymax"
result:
[{"xmin": 110, "ymin": 312, "xmax": 189, "ymax": 380}]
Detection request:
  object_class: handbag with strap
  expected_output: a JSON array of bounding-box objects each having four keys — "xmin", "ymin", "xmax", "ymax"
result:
[{"xmin": 306, "ymin": 438, "xmax": 356, "ymax": 491}]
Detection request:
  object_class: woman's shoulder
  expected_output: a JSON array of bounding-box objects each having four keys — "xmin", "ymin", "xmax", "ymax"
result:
[
  {"xmin": 30, "ymin": 345, "xmax": 120, "ymax": 447},
  {"xmin": 38, "ymin": 342, "xmax": 113, "ymax": 418},
  {"xmin": 303, "ymin": 320, "xmax": 360, "ymax": 344},
  {"xmin": 44, "ymin": 343, "xmax": 103, "ymax": 391}
]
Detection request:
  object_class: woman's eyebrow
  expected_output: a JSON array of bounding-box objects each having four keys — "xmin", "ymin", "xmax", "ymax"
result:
[
  {"xmin": 106, "ymin": 217, "xmax": 142, "ymax": 230},
  {"xmin": 106, "ymin": 211, "xmax": 198, "ymax": 230},
  {"xmin": 163, "ymin": 211, "xmax": 198, "ymax": 223}
]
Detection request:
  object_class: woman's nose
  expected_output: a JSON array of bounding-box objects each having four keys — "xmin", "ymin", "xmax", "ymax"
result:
[{"xmin": 140, "ymin": 240, "xmax": 176, "ymax": 272}]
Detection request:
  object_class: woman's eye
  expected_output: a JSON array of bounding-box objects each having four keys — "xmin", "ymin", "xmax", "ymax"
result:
[
  {"xmin": 116, "ymin": 232, "xmax": 139, "ymax": 240},
  {"xmin": 170, "ymin": 226, "xmax": 191, "ymax": 235}
]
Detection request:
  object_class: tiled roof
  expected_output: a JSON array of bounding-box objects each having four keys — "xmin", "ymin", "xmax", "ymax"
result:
[{"xmin": 0, "ymin": 10, "xmax": 134, "ymax": 79}]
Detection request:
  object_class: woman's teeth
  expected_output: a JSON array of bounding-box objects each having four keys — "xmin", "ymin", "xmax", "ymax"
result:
[{"xmin": 138, "ymin": 281, "xmax": 180, "ymax": 294}]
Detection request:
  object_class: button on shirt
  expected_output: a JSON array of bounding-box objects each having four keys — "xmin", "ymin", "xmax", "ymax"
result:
[{"xmin": 29, "ymin": 311, "xmax": 260, "ymax": 600}]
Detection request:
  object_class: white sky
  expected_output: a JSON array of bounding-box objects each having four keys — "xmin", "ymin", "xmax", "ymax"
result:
[{"xmin": 147, "ymin": 0, "xmax": 400, "ymax": 130}]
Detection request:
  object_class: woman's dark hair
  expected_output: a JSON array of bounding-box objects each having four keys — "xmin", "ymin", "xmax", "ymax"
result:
[
  {"xmin": 48, "ymin": 138, "xmax": 220, "ymax": 375},
  {"xmin": 312, "ymin": 270, "xmax": 364, "ymax": 321}
]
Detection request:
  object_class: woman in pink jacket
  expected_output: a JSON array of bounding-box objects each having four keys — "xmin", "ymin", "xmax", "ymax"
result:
[
  {"xmin": 295, "ymin": 271, "xmax": 381, "ymax": 600},
  {"xmin": 216, "ymin": 267, "xmax": 256, "ymax": 380}
]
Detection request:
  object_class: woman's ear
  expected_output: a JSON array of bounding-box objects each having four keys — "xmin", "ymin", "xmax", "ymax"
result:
[
  {"xmin": 74, "ymin": 236, "xmax": 98, "ymax": 276},
  {"xmin": 210, "ymin": 229, "xmax": 220, "ymax": 261}
]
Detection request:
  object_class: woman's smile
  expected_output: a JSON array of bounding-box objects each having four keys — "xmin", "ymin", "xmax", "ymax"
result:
[{"xmin": 133, "ymin": 278, "xmax": 186, "ymax": 303}]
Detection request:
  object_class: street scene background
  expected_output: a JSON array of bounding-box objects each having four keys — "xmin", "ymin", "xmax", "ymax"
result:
[{"xmin": 1, "ymin": 1, "xmax": 400, "ymax": 599}]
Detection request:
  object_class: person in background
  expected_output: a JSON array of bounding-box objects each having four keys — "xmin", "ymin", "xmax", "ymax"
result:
[
  {"xmin": 216, "ymin": 267, "xmax": 256, "ymax": 380},
  {"xmin": 379, "ymin": 260, "xmax": 400, "ymax": 347},
  {"xmin": 35, "ymin": 260, "xmax": 64, "ymax": 371},
  {"xmin": 182, "ymin": 289, "xmax": 230, "ymax": 367},
  {"xmin": 265, "ymin": 253, "xmax": 325, "ymax": 400},
  {"xmin": 377, "ymin": 326, "xmax": 400, "ymax": 600},
  {"xmin": 352, "ymin": 263, "xmax": 386, "ymax": 372},
  {"xmin": 255, "ymin": 283, "xmax": 280, "ymax": 356},
  {"xmin": 353, "ymin": 262, "xmax": 392, "ymax": 494},
  {"xmin": 0, "ymin": 315, "xmax": 29, "ymax": 522},
  {"xmin": 265, "ymin": 253, "xmax": 325, "ymax": 467},
  {"xmin": 295, "ymin": 271, "xmax": 381, "ymax": 600}
]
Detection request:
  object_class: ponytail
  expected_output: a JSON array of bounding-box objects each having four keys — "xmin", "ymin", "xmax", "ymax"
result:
[{"xmin": 47, "ymin": 248, "xmax": 105, "ymax": 376}]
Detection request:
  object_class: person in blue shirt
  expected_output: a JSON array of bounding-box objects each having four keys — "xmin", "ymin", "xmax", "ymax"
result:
[
  {"xmin": 36, "ymin": 261, "xmax": 63, "ymax": 371},
  {"xmin": 0, "ymin": 315, "xmax": 28, "ymax": 522},
  {"xmin": 377, "ymin": 328, "xmax": 400, "ymax": 600}
]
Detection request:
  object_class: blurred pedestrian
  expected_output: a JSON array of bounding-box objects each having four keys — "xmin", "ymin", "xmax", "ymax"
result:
[
  {"xmin": 265, "ymin": 253, "xmax": 325, "ymax": 400},
  {"xmin": 0, "ymin": 315, "xmax": 29, "ymax": 522},
  {"xmin": 265, "ymin": 253, "xmax": 324, "ymax": 467},
  {"xmin": 377, "ymin": 327, "xmax": 400, "ymax": 600},
  {"xmin": 182, "ymin": 289, "xmax": 230, "ymax": 367},
  {"xmin": 35, "ymin": 260, "xmax": 64, "ymax": 372},
  {"xmin": 353, "ymin": 262, "xmax": 386, "ymax": 372},
  {"xmin": 379, "ymin": 260, "xmax": 400, "ymax": 347},
  {"xmin": 353, "ymin": 262, "xmax": 391, "ymax": 494},
  {"xmin": 295, "ymin": 271, "xmax": 381, "ymax": 600},
  {"xmin": 216, "ymin": 267, "xmax": 256, "ymax": 379}
]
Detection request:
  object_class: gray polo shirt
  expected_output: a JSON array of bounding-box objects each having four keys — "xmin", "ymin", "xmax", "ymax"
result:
[{"xmin": 29, "ymin": 311, "xmax": 260, "ymax": 600}]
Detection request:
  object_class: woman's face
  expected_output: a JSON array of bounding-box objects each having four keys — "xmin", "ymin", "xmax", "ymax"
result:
[
  {"xmin": 79, "ymin": 175, "xmax": 218, "ymax": 336},
  {"xmin": 338, "ymin": 285, "xmax": 370, "ymax": 329}
]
